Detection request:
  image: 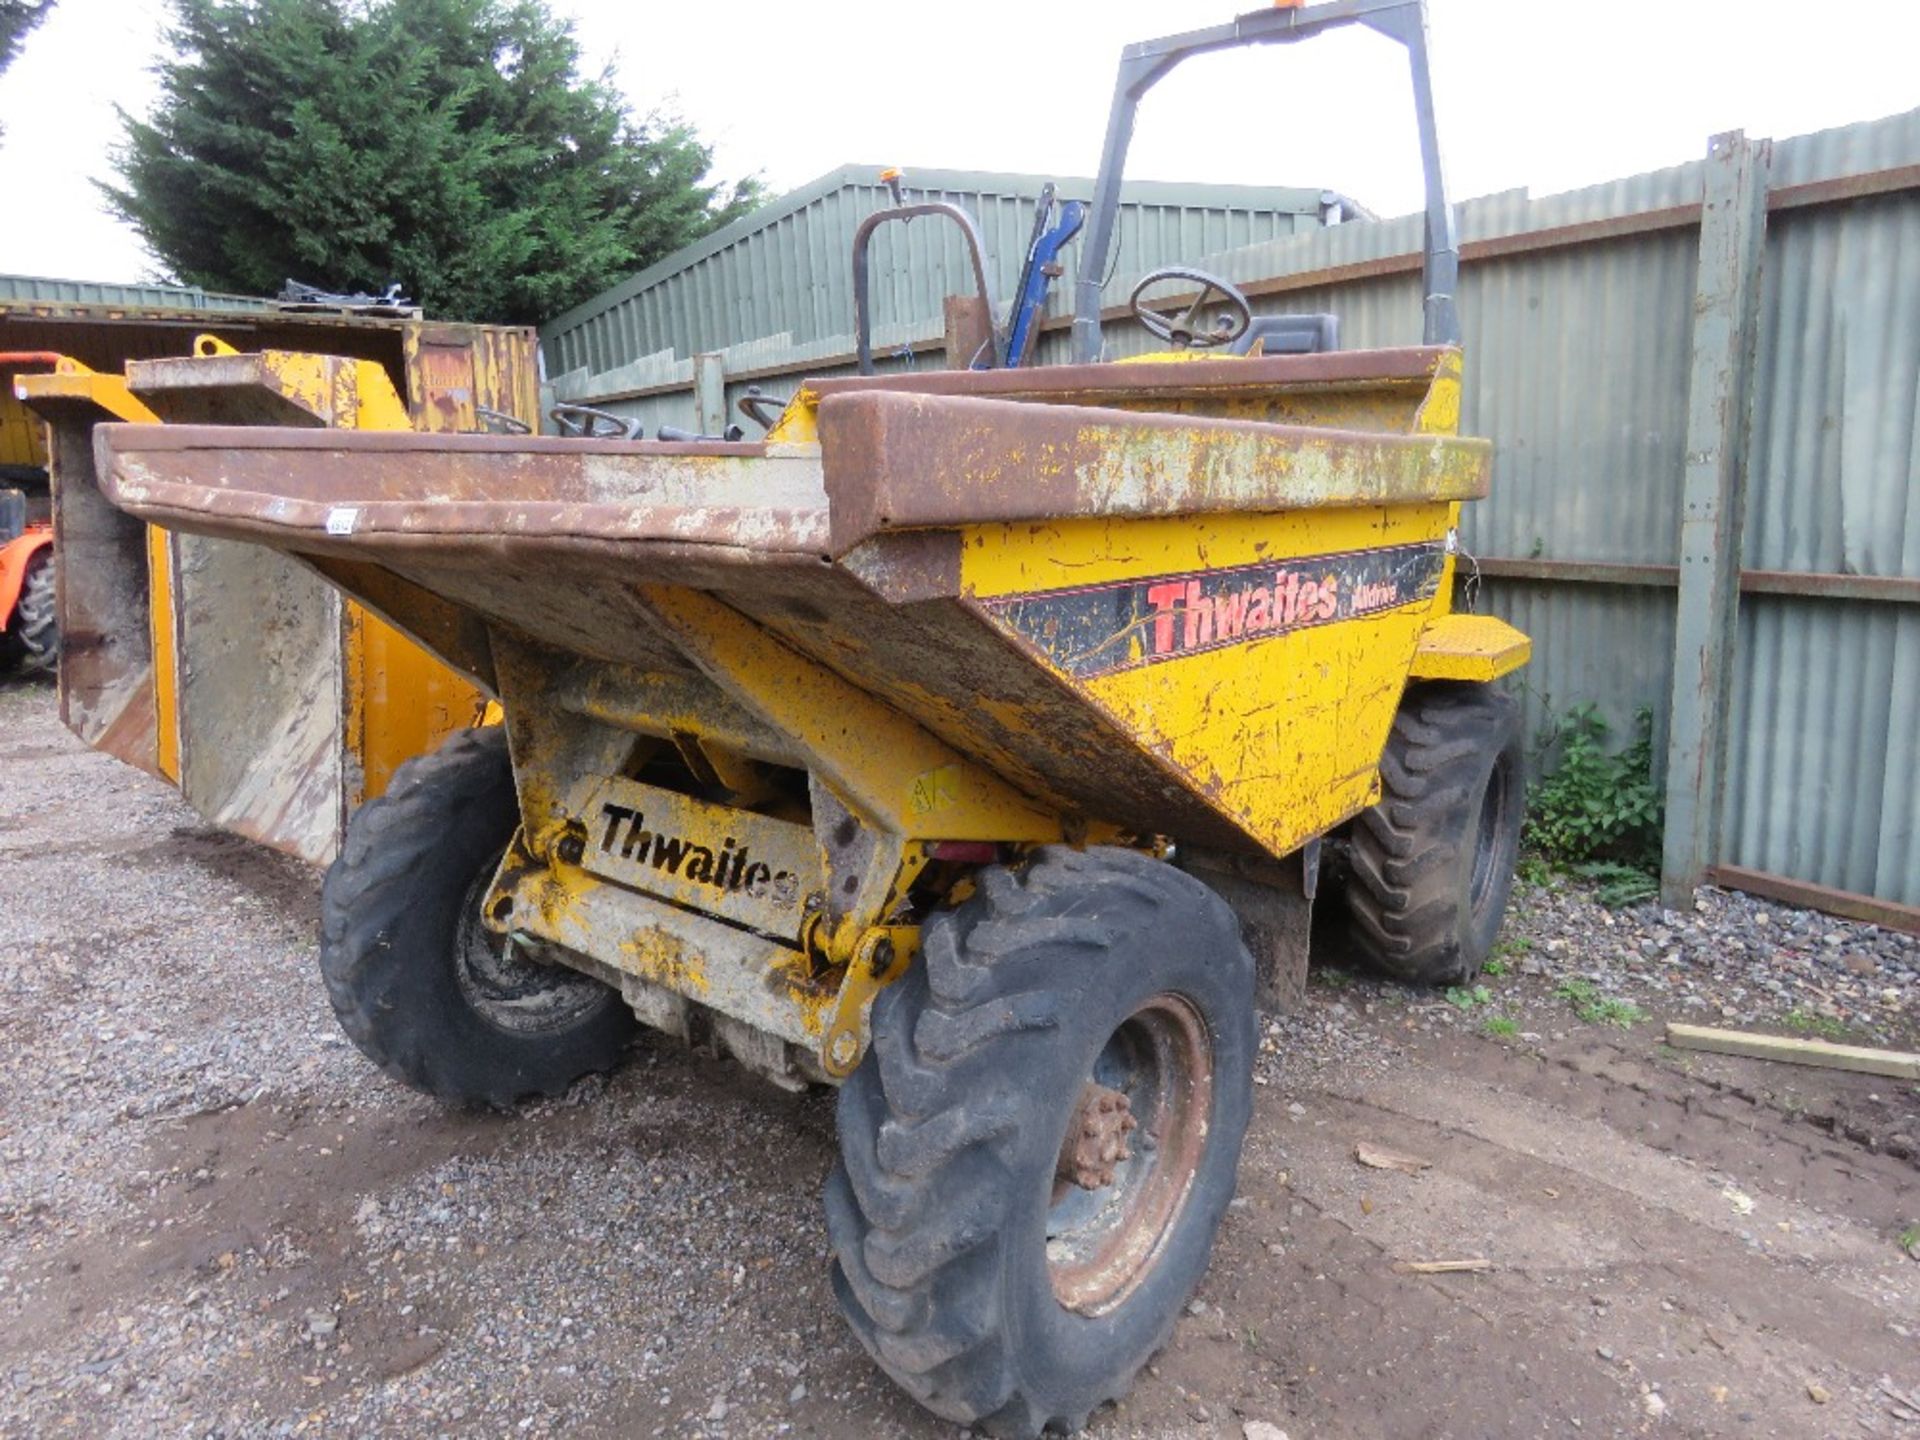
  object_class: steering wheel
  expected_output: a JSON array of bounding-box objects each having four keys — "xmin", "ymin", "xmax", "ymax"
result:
[
  {"xmin": 1128, "ymin": 268, "xmax": 1252, "ymax": 350},
  {"xmin": 549, "ymin": 403, "xmax": 642, "ymax": 440},
  {"xmin": 737, "ymin": 386, "xmax": 788, "ymax": 432},
  {"xmin": 473, "ymin": 405, "xmax": 531, "ymax": 435}
]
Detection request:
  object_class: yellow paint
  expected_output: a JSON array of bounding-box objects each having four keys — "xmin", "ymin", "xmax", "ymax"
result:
[
  {"xmin": 13, "ymin": 358, "xmax": 161, "ymax": 424},
  {"xmin": 349, "ymin": 361, "xmax": 412, "ymax": 430},
  {"xmin": 821, "ymin": 924, "xmax": 919, "ymax": 1079},
  {"xmin": 1113, "ymin": 348, "xmax": 1235, "ymax": 365},
  {"xmin": 766, "ymin": 385, "xmax": 819, "ymax": 444},
  {"xmin": 1410, "ymin": 613, "xmax": 1531, "ymax": 681},
  {"xmin": 768, "ymin": 347, "xmax": 1455, "ymax": 439},
  {"xmin": 617, "ymin": 927, "xmax": 713, "ymax": 996},
  {"xmin": 637, "ymin": 584, "xmax": 1062, "ymax": 843},
  {"xmin": 146, "ymin": 526, "xmax": 180, "ymax": 782},
  {"xmin": 317, "ymin": 346, "xmax": 482, "ymax": 804},
  {"xmin": 0, "ymin": 369, "xmax": 48, "ymax": 469},
  {"xmin": 961, "ymin": 503, "xmax": 1455, "ymax": 858},
  {"xmin": 908, "ymin": 764, "xmax": 961, "ymax": 815},
  {"xmin": 1412, "ymin": 349, "xmax": 1464, "ymax": 436},
  {"xmin": 345, "ymin": 607, "xmax": 481, "ymax": 801},
  {"xmin": 964, "ymin": 503, "xmax": 1450, "ymax": 597}
]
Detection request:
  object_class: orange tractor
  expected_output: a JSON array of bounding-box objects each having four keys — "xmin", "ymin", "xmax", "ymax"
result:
[{"xmin": 0, "ymin": 352, "xmax": 58, "ymax": 674}]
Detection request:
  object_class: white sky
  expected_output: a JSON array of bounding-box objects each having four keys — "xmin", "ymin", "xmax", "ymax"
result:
[{"xmin": 0, "ymin": 0, "xmax": 1916, "ymax": 287}]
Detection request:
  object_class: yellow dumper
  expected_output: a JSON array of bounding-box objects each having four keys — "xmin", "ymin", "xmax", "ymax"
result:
[{"xmin": 73, "ymin": 1, "xmax": 1527, "ymax": 1433}]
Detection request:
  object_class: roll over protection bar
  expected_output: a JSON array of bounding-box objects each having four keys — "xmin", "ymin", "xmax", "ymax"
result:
[{"xmin": 1071, "ymin": 0, "xmax": 1460, "ymax": 363}]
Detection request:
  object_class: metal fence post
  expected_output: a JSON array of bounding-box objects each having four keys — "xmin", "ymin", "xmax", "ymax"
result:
[
  {"xmin": 693, "ymin": 352, "xmax": 726, "ymax": 436},
  {"xmin": 1660, "ymin": 131, "xmax": 1771, "ymax": 909}
]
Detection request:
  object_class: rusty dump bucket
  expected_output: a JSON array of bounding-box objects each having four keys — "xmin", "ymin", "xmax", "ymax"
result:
[
  {"xmin": 86, "ymin": 348, "xmax": 1491, "ymax": 862},
  {"xmin": 18, "ymin": 325, "xmax": 537, "ymax": 862}
]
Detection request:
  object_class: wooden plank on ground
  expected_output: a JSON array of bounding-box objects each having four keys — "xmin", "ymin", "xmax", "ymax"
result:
[
  {"xmin": 1393, "ymin": 1258, "xmax": 1493, "ymax": 1275},
  {"xmin": 1665, "ymin": 1023, "xmax": 1920, "ymax": 1080}
]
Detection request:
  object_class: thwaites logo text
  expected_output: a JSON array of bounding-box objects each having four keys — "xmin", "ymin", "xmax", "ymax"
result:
[
  {"xmin": 596, "ymin": 804, "xmax": 802, "ymax": 905},
  {"xmin": 979, "ymin": 540, "xmax": 1447, "ymax": 679}
]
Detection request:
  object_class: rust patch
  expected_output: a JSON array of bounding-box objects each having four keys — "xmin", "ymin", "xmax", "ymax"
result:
[
  {"xmin": 807, "ymin": 346, "xmax": 1450, "ymax": 404},
  {"xmin": 815, "ymin": 389, "xmax": 1488, "ymax": 556},
  {"xmin": 1057, "ymin": 1082, "xmax": 1139, "ymax": 1191}
]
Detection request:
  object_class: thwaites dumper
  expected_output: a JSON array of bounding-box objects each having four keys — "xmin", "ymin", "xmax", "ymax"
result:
[
  {"xmin": 78, "ymin": 2, "xmax": 1529, "ymax": 1432},
  {"xmin": 10, "ymin": 310, "xmax": 537, "ymax": 861}
]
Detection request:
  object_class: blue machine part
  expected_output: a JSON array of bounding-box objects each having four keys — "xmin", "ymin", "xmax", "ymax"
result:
[{"xmin": 1002, "ymin": 192, "xmax": 1087, "ymax": 368}]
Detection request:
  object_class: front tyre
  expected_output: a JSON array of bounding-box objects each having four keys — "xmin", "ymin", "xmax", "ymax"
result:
[
  {"xmin": 1341, "ymin": 682, "xmax": 1525, "ymax": 986},
  {"xmin": 319, "ymin": 726, "xmax": 634, "ymax": 1106},
  {"xmin": 826, "ymin": 847, "xmax": 1256, "ymax": 1438}
]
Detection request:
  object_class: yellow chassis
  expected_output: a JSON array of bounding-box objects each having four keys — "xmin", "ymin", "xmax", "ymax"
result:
[{"xmin": 81, "ymin": 341, "xmax": 1526, "ymax": 1083}]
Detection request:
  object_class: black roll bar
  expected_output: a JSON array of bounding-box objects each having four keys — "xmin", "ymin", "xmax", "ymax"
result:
[
  {"xmin": 1071, "ymin": 0, "xmax": 1459, "ymax": 363},
  {"xmin": 851, "ymin": 201, "xmax": 1004, "ymax": 376}
]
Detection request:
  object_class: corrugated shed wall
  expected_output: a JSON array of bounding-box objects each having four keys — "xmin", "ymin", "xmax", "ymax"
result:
[
  {"xmin": 535, "ymin": 112, "xmax": 1920, "ymax": 911},
  {"xmin": 0, "ymin": 273, "xmax": 272, "ymax": 311},
  {"xmin": 539, "ymin": 166, "xmax": 1330, "ymax": 403}
]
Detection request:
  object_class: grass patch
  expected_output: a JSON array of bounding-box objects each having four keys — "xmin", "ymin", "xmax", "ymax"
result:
[
  {"xmin": 1445, "ymin": 984, "xmax": 1493, "ymax": 1012},
  {"xmin": 1555, "ymin": 978, "xmax": 1646, "ymax": 1028},
  {"xmin": 1573, "ymin": 861, "xmax": 1659, "ymax": 909},
  {"xmin": 1482, "ymin": 935, "xmax": 1530, "ymax": 978},
  {"xmin": 1516, "ymin": 854, "xmax": 1555, "ymax": 889},
  {"xmin": 1900, "ymin": 1225, "xmax": 1919, "ymax": 1252},
  {"xmin": 1782, "ymin": 1008, "xmax": 1848, "ymax": 1041},
  {"xmin": 1482, "ymin": 1016, "xmax": 1520, "ymax": 1038}
]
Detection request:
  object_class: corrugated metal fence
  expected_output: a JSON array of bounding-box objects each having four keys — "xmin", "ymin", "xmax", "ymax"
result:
[
  {"xmin": 0, "ymin": 273, "xmax": 274, "ymax": 311},
  {"xmin": 539, "ymin": 113, "xmax": 1920, "ymax": 924}
]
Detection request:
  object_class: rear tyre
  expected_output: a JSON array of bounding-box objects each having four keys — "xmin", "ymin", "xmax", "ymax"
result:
[
  {"xmin": 319, "ymin": 726, "xmax": 634, "ymax": 1106},
  {"xmin": 1341, "ymin": 682, "xmax": 1525, "ymax": 986},
  {"xmin": 16, "ymin": 551, "xmax": 56, "ymax": 675},
  {"xmin": 826, "ymin": 847, "xmax": 1255, "ymax": 1439}
]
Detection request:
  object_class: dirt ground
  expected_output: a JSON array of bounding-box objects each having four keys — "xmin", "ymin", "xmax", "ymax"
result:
[{"xmin": 2, "ymin": 676, "xmax": 1917, "ymax": 1440}]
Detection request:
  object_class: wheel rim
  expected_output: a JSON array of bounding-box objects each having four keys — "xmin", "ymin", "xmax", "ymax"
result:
[
  {"xmin": 1045, "ymin": 993, "xmax": 1213, "ymax": 1316},
  {"xmin": 452, "ymin": 857, "xmax": 612, "ymax": 1036},
  {"xmin": 1468, "ymin": 757, "xmax": 1510, "ymax": 918}
]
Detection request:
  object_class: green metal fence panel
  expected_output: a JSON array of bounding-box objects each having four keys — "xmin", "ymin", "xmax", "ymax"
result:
[{"xmin": 0, "ymin": 273, "xmax": 274, "ymax": 312}]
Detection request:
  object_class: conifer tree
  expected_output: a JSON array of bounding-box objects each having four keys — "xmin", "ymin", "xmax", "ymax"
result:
[{"xmin": 107, "ymin": 0, "xmax": 758, "ymax": 323}]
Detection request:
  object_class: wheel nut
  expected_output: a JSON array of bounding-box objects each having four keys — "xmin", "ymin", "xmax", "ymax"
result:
[{"xmin": 1057, "ymin": 1081, "xmax": 1135, "ymax": 1190}]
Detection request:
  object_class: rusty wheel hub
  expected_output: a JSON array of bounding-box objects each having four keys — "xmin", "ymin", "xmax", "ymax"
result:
[
  {"xmin": 1056, "ymin": 1082, "xmax": 1139, "ymax": 1191},
  {"xmin": 1045, "ymin": 993, "xmax": 1213, "ymax": 1316}
]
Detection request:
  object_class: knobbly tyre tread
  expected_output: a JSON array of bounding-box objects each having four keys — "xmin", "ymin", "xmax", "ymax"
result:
[
  {"xmin": 16, "ymin": 551, "xmax": 56, "ymax": 674},
  {"xmin": 318, "ymin": 725, "xmax": 632, "ymax": 1107},
  {"xmin": 1341, "ymin": 682, "xmax": 1524, "ymax": 986},
  {"xmin": 826, "ymin": 847, "xmax": 1255, "ymax": 1439}
]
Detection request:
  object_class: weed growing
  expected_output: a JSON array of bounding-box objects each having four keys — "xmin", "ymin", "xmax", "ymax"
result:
[{"xmin": 1555, "ymin": 978, "xmax": 1645, "ymax": 1028}]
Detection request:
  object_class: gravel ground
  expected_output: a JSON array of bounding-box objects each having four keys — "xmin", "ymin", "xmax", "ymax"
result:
[{"xmin": 3, "ymin": 676, "xmax": 1917, "ymax": 1439}]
